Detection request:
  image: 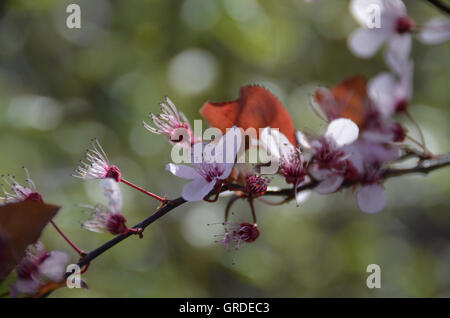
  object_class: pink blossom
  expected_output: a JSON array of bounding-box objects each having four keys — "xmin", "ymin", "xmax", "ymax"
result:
[
  {"xmin": 216, "ymin": 222, "xmax": 260, "ymax": 249},
  {"xmin": 245, "ymin": 174, "xmax": 270, "ymax": 197},
  {"xmin": 369, "ymin": 52, "xmax": 413, "ymax": 116},
  {"xmin": 143, "ymin": 97, "xmax": 196, "ymax": 145},
  {"xmin": 82, "ymin": 178, "xmax": 128, "ymax": 235},
  {"xmin": 10, "ymin": 242, "xmax": 69, "ymax": 297},
  {"xmin": 357, "ymin": 183, "xmax": 387, "ymax": 213},
  {"xmin": 348, "ymin": 0, "xmax": 412, "ymax": 59},
  {"xmin": 360, "ymin": 65, "xmax": 409, "ymax": 143},
  {"xmin": 344, "ymin": 139, "xmax": 400, "ymax": 213},
  {"xmin": 345, "ymin": 139, "xmax": 401, "ymax": 172},
  {"xmin": 310, "ymin": 76, "xmax": 407, "ymax": 144},
  {"xmin": 304, "ymin": 119, "xmax": 360, "ymax": 194},
  {"xmin": 1, "ymin": 168, "xmax": 42, "ymax": 204},
  {"xmin": 167, "ymin": 127, "xmax": 242, "ymax": 202},
  {"xmin": 72, "ymin": 139, "xmax": 121, "ymax": 182},
  {"xmin": 260, "ymin": 127, "xmax": 308, "ymax": 202},
  {"xmin": 361, "ymin": 108, "xmax": 407, "ymax": 143}
]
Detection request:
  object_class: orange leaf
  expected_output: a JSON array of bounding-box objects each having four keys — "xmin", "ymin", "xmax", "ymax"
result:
[
  {"xmin": 30, "ymin": 281, "xmax": 67, "ymax": 298},
  {"xmin": 201, "ymin": 85, "xmax": 296, "ymax": 145},
  {"xmin": 315, "ymin": 75, "xmax": 368, "ymax": 127},
  {"xmin": 0, "ymin": 201, "xmax": 60, "ymax": 282}
]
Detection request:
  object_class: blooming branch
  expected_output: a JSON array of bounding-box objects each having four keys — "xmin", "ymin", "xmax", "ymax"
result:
[
  {"xmin": 4, "ymin": 0, "xmax": 450, "ymax": 298},
  {"xmin": 72, "ymin": 151, "xmax": 450, "ymax": 273}
]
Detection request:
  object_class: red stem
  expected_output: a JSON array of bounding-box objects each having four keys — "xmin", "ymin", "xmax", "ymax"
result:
[
  {"xmin": 120, "ymin": 178, "xmax": 165, "ymax": 202},
  {"xmin": 50, "ymin": 220, "xmax": 85, "ymax": 256}
]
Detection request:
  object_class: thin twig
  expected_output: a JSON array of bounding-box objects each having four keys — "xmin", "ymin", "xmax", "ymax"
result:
[
  {"xmin": 76, "ymin": 197, "xmax": 186, "ymax": 268},
  {"xmin": 120, "ymin": 178, "xmax": 166, "ymax": 203},
  {"xmin": 50, "ymin": 220, "xmax": 85, "ymax": 257},
  {"xmin": 424, "ymin": 0, "xmax": 450, "ymax": 15},
  {"xmin": 383, "ymin": 153, "xmax": 450, "ymax": 179}
]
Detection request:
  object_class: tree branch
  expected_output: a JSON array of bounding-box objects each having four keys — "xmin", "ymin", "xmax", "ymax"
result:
[
  {"xmin": 76, "ymin": 197, "xmax": 186, "ymax": 268},
  {"xmin": 74, "ymin": 153, "xmax": 450, "ymax": 271},
  {"xmin": 383, "ymin": 153, "xmax": 450, "ymax": 179},
  {"xmin": 424, "ymin": 0, "xmax": 450, "ymax": 15}
]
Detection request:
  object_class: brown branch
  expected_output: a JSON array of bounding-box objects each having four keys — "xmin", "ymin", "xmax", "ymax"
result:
[
  {"xmin": 383, "ymin": 153, "xmax": 450, "ymax": 179},
  {"xmin": 424, "ymin": 0, "xmax": 450, "ymax": 15},
  {"xmin": 73, "ymin": 153, "xmax": 450, "ymax": 272},
  {"xmin": 76, "ymin": 197, "xmax": 186, "ymax": 269}
]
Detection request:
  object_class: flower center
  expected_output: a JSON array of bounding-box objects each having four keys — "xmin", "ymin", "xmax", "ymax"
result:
[
  {"xmin": 237, "ymin": 223, "xmax": 260, "ymax": 243},
  {"xmin": 395, "ymin": 99, "xmax": 409, "ymax": 113},
  {"xmin": 198, "ymin": 164, "xmax": 222, "ymax": 183},
  {"xmin": 16, "ymin": 253, "xmax": 49, "ymax": 279},
  {"xmin": 281, "ymin": 155, "xmax": 307, "ymax": 185},
  {"xmin": 344, "ymin": 160, "xmax": 359, "ymax": 182},
  {"xmin": 16, "ymin": 259, "xmax": 38, "ymax": 279},
  {"xmin": 245, "ymin": 175, "xmax": 269, "ymax": 197},
  {"xmin": 391, "ymin": 122, "xmax": 406, "ymax": 142},
  {"xmin": 106, "ymin": 213, "xmax": 127, "ymax": 235},
  {"xmin": 314, "ymin": 139, "xmax": 346, "ymax": 171},
  {"xmin": 105, "ymin": 166, "xmax": 122, "ymax": 182},
  {"xmin": 396, "ymin": 16, "xmax": 414, "ymax": 34},
  {"xmin": 26, "ymin": 192, "xmax": 43, "ymax": 203}
]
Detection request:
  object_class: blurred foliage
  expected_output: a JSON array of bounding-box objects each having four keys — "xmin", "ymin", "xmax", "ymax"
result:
[{"xmin": 0, "ymin": 0, "xmax": 449, "ymax": 297}]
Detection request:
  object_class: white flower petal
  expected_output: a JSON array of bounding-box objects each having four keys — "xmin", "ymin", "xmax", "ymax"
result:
[
  {"xmin": 296, "ymin": 131, "xmax": 311, "ymax": 149},
  {"xmin": 350, "ymin": 0, "xmax": 384, "ymax": 26},
  {"xmin": 218, "ymin": 162, "xmax": 235, "ymax": 181},
  {"xmin": 398, "ymin": 60, "xmax": 413, "ymax": 101},
  {"xmin": 11, "ymin": 278, "xmax": 41, "ymax": 297},
  {"xmin": 386, "ymin": 34, "xmax": 411, "ymax": 67},
  {"xmin": 368, "ymin": 72, "xmax": 397, "ymax": 116},
  {"xmin": 260, "ymin": 127, "xmax": 295, "ymax": 160},
  {"xmin": 279, "ymin": 138, "xmax": 296, "ymax": 159},
  {"xmin": 100, "ymin": 178, "xmax": 122, "ymax": 214},
  {"xmin": 309, "ymin": 167, "xmax": 331, "ymax": 180},
  {"xmin": 343, "ymin": 142, "xmax": 365, "ymax": 174},
  {"xmin": 348, "ymin": 28, "xmax": 389, "ymax": 58},
  {"xmin": 296, "ymin": 190, "xmax": 311, "ymax": 205},
  {"xmin": 419, "ymin": 17, "xmax": 450, "ymax": 45},
  {"xmin": 181, "ymin": 178, "xmax": 216, "ymax": 202},
  {"xmin": 260, "ymin": 127, "xmax": 281, "ymax": 160},
  {"xmin": 325, "ymin": 118, "xmax": 359, "ymax": 147},
  {"xmin": 357, "ymin": 183, "xmax": 387, "ymax": 213},
  {"xmin": 315, "ymin": 175, "xmax": 344, "ymax": 194},
  {"xmin": 39, "ymin": 251, "xmax": 69, "ymax": 282},
  {"xmin": 385, "ymin": 0, "xmax": 407, "ymax": 15},
  {"xmin": 218, "ymin": 190, "xmax": 235, "ymax": 197},
  {"xmin": 215, "ymin": 126, "xmax": 242, "ymax": 164},
  {"xmin": 166, "ymin": 163, "xmax": 199, "ymax": 180}
]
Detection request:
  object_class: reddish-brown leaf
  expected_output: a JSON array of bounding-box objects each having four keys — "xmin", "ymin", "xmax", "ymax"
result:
[
  {"xmin": 315, "ymin": 75, "xmax": 369, "ymax": 128},
  {"xmin": 200, "ymin": 85, "xmax": 296, "ymax": 145},
  {"xmin": 0, "ymin": 201, "xmax": 60, "ymax": 282},
  {"xmin": 30, "ymin": 281, "xmax": 67, "ymax": 298}
]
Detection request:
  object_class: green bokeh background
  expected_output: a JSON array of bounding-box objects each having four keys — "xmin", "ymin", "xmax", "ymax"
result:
[{"xmin": 0, "ymin": 0, "xmax": 449, "ymax": 297}]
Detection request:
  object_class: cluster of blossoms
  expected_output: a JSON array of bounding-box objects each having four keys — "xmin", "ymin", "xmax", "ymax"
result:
[
  {"xmin": 9, "ymin": 242, "xmax": 69, "ymax": 297},
  {"xmin": 0, "ymin": 170, "xmax": 71, "ymax": 297},
  {"xmin": 342, "ymin": 0, "xmax": 449, "ymax": 211},
  {"xmin": 1, "ymin": 0, "xmax": 448, "ymax": 297},
  {"xmin": 348, "ymin": 0, "xmax": 450, "ymax": 59},
  {"xmin": 81, "ymin": 179, "xmax": 128, "ymax": 235}
]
